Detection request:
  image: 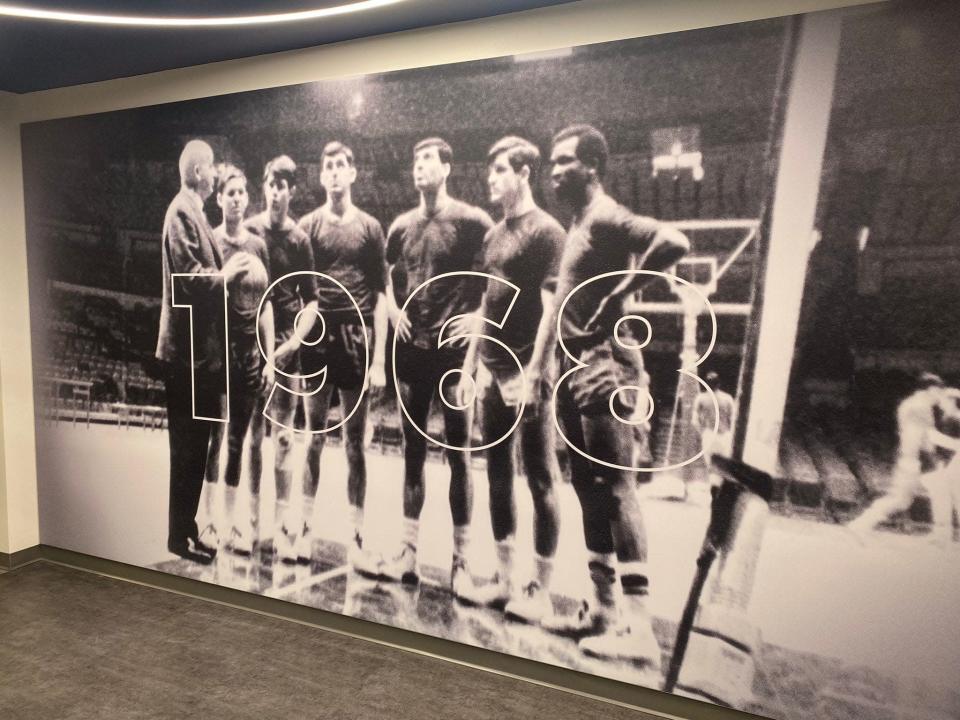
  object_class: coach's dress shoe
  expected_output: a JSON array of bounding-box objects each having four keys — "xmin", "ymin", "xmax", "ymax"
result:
[{"xmin": 168, "ymin": 536, "xmax": 217, "ymax": 565}]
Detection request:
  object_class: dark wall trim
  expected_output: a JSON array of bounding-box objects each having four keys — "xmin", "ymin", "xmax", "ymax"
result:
[
  {"xmin": 30, "ymin": 544, "xmax": 763, "ymax": 720},
  {"xmin": 0, "ymin": 544, "xmax": 43, "ymax": 570}
]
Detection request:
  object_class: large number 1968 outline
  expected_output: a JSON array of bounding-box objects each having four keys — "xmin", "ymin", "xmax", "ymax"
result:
[{"xmin": 173, "ymin": 268, "xmax": 720, "ymax": 469}]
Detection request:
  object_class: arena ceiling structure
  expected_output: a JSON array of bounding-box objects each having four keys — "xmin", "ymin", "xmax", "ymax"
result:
[{"xmin": 0, "ymin": 0, "xmax": 576, "ymax": 93}]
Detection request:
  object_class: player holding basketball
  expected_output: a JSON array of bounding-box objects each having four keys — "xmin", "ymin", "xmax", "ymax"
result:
[
  {"xmin": 245, "ymin": 155, "xmax": 320, "ymax": 563},
  {"xmin": 381, "ymin": 137, "xmax": 493, "ymax": 595},
  {"xmin": 455, "ymin": 136, "xmax": 564, "ymax": 622},
  {"xmin": 297, "ymin": 142, "xmax": 388, "ymax": 572},
  {"xmin": 200, "ymin": 163, "xmax": 274, "ymax": 556},
  {"xmin": 545, "ymin": 124, "xmax": 689, "ymax": 667},
  {"xmin": 849, "ymin": 372, "xmax": 960, "ymax": 545}
]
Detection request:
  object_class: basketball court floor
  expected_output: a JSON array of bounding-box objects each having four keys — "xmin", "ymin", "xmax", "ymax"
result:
[{"xmin": 36, "ymin": 421, "xmax": 960, "ymax": 719}]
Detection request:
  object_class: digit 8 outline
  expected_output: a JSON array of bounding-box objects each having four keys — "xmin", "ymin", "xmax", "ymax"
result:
[
  {"xmin": 392, "ymin": 270, "xmax": 525, "ymax": 453},
  {"xmin": 551, "ymin": 269, "xmax": 722, "ymax": 473},
  {"xmin": 255, "ymin": 270, "xmax": 368, "ymax": 435}
]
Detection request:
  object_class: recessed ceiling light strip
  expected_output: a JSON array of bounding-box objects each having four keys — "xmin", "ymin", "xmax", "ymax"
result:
[{"xmin": 0, "ymin": 0, "xmax": 409, "ymax": 27}]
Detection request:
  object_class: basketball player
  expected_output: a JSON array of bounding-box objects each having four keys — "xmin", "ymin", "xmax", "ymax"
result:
[
  {"xmin": 692, "ymin": 370, "xmax": 736, "ymax": 499},
  {"xmin": 199, "ymin": 164, "xmax": 274, "ymax": 555},
  {"xmin": 849, "ymin": 373, "xmax": 960, "ymax": 544},
  {"xmin": 245, "ymin": 155, "xmax": 320, "ymax": 563},
  {"xmin": 157, "ymin": 140, "xmax": 251, "ymax": 564},
  {"xmin": 381, "ymin": 137, "xmax": 493, "ymax": 595},
  {"xmin": 454, "ymin": 136, "xmax": 564, "ymax": 622},
  {"xmin": 545, "ymin": 124, "xmax": 689, "ymax": 666},
  {"xmin": 297, "ymin": 142, "xmax": 388, "ymax": 572}
]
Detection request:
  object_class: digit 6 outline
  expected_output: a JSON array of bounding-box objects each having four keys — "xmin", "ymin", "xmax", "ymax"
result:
[
  {"xmin": 551, "ymin": 269, "xmax": 722, "ymax": 473},
  {"xmin": 392, "ymin": 270, "xmax": 525, "ymax": 453},
  {"xmin": 255, "ymin": 270, "xmax": 368, "ymax": 435}
]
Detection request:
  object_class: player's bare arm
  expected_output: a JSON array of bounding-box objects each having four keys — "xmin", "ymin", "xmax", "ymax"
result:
[
  {"xmin": 259, "ymin": 300, "xmax": 276, "ymax": 390},
  {"xmin": 274, "ymin": 298, "xmax": 318, "ymax": 363},
  {"xmin": 385, "ymin": 273, "xmax": 411, "ymax": 342},
  {"xmin": 455, "ymin": 295, "xmax": 487, "ymax": 407},
  {"xmin": 370, "ymin": 292, "xmax": 388, "ymax": 387},
  {"xmin": 524, "ymin": 287, "xmax": 558, "ymax": 407}
]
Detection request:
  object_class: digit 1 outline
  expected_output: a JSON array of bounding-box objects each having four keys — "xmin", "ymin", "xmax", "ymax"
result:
[
  {"xmin": 551, "ymin": 269, "xmax": 722, "ymax": 473},
  {"xmin": 171, "ymin": 272, "xmax": 230, "ymax": 423}
]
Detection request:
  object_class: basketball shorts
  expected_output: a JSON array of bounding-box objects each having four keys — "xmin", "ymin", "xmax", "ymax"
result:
[
  {"xmin": 558, "ymin": 338, "xmax": 642, "ymax": 418},
  {"xmin": 394, "ymin": 342, "xmax": 467, "ymax": 390},
  {"xmin": 230, "ymin": 331, "xmax": 263, "ymax": 395},
  {"xmin": 301, "ymin": 322, "xmax": 372, "ymax": 391}
]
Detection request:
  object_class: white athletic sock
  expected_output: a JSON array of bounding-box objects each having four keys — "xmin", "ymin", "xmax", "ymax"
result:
[
  {"xmin": 618, "ymin": 560, "xmax": 650, "ymax": 624},
  {"xmin": 200, "ymin": 481, "xmax": 217, "ymax": 528},
  {"xmin": 587, "ymin": 551, "xmax": 617, "ymax": 614},
  {"xmin": 275, "ymin": 499, "xmax": 292, "ymax": 535},
  {"xmin": 534, "ymin": 553, "xmax": 553, "ymax": 589},
  {"xmin": 495, "ymin": 537, "xmax": 514, "ymax": 585},
  {"xmin": 248, "ymin": 492, "xmax": 260, "ymax": 531},
  {"xmin": 403, "ymin": 517, "xmax": 419, "ymax": 552},
  {"xmin": 453, "ymin": 524, "xmax": 470, "ymax": 561},
  {"xmin": 350, "ymin": 504, "xmax": 364, "ymax": 543},
  {"xmin": 224, "ymin": 485, "xmax": 237, "ymax": 528},
  {"xmin": 301, "ymin": 495, "xmax": 315, "ymax": 533}
]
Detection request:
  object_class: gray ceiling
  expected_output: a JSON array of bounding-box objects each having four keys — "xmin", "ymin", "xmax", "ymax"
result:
[{"xmin": 0, "ymin": 0, "xmax": 577, "ymax": 94}]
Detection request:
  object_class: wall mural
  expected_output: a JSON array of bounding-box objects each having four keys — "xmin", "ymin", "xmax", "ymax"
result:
[{"xmin": 22, "ymin": 3, "xmax": 960, "ymax": 717}]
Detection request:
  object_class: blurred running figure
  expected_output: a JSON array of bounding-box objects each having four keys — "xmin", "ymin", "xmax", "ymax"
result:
[
  {"xmin": 850, "ymin": 373, "xmax": 960, "ymax": 546},
  {"xmin": 545, "ymin": 124, "xmax": 689, "ymax": 668},
  {"xmin": 297, "ymin": 142, "xmax": 388, "ymax": 573},
  {"xmin": 456, "ymin": 136, "xmax": 564, "ymax": 622},
  {"xmin": 382, "ymin": 137, "xmax": 493, "ymax": 595}
]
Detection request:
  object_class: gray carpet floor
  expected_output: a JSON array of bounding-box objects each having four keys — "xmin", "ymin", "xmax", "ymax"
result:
[{"xmin": 0, "ymin": 562, "xmax": 655, "ymax": 719}]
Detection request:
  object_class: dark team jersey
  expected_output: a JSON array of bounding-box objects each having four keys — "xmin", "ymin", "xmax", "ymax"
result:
[
  {"xmin": 213, "ymin": 226, "xmax": 271, "ymax": 337},
  {"xmin": 298, "ymin": 206, "xmax": 386, "ymax": 324},
  {"xmin": 554, "ymin": 193, "xmax": 663, "ymax": 347},
  {"xmin": 387, "ymin": 198, "xmax": 493, "ymax": 349},
  {"xmin": 244, "ymin": 213, "xmax": 318, "ymax": 335},
  {"xmin": 480, "ymin": 207, "xmax": 565, "ymax": 370}
]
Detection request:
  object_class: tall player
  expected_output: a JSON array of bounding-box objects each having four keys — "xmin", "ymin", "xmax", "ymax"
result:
[
  {"xmin": 200, "ymin": 164, "xmax": 274, "ymax": 555},
  {"xmin": 849, "ymin": 373, "xmax": 960, "ymax": 544},
  {"xmin": 382, "ymin": 137, "xmax": 493, "ymax": 594},
  {"xmin": 297, "ymin": 142, "xmax": 388, "ymax": 572},
  {"xmin": 245, "ymin": 155, "xmax": 320, "ymax": 563},
  {"xmin": 455, "ymin": 136, "xmax": 564, "ymax": 622},
  {"xmin": 546, "ymin": 124, "xmax": 689, "ymax": 666}
]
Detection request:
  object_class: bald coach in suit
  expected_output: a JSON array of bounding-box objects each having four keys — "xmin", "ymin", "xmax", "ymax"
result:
[{"xmin": 156, "ymin": 139, "xmax": 251, "ymax": 564}]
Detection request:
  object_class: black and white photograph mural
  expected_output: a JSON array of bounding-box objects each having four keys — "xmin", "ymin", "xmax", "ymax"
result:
[{"xmin": 21, "ymin": 2, "xmax": 960, "ymax": 718}]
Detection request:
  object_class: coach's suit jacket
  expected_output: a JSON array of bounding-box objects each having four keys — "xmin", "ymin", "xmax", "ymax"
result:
[{"xmin": 155, "ymin": 188, "xmax": 225, "ymax": 371}]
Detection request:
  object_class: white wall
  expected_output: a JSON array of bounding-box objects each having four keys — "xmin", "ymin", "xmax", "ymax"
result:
[{"xmin": 0, "ymin": 0, "xmax": 877, "ymax": 554}]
